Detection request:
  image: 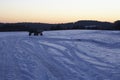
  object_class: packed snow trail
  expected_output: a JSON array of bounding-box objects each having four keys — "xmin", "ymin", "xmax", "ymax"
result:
[{"xmin": 0, "ymin": 30, "xmax": 120, "ymax": 80}]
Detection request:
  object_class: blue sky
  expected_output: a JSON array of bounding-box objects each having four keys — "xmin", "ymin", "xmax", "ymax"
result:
[{"xmin": 0, "ymin": 0, "xmax": 120, "ymax": 23}]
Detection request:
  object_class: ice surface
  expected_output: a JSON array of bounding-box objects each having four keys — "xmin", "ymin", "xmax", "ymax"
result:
[{"xmin": 0, "ymin": 30, "xmax": 120, "ymax": 80}]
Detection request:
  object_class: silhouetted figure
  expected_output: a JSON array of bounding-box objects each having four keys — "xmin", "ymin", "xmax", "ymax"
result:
[
  {"xmin": 29, "ymin": 32, "xmax": 32, "ymax": 36},
  {"xmin": 34, "ymin": 32, "xmax": 39, "ymax": 36},
  {"xmin": 40, "ymin": 32, "xmax": 43, "ymax": 36},
  {"xmin": 29, "ymin": 30, "xmax": 43, "ymax": 36}
]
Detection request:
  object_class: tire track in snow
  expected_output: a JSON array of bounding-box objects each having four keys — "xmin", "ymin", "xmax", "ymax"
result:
[
  {"xmin": 49, "ymin": 40, "xmax": 114, "ymax": 68},
  {"xmin": 20, "ymin": 37, "xmax": 120, "ymax": 80},
  {"xmin": 13, "ymin": 39, "xmax": 56, "ymax": 80},
  {"xmin": 23, "ymin": 40, "xmax": 69, "ymax": 80},
  {"xmin": 20, "ymin": 39, "xmax": 88, "ymax": 80},
  {"xmin": 0, "ymin": 39, "xmax": 21, "ymax": 80},
  {"xmin": 36, "ymin": 41, "xmax": 81, "ymax": 80},
  {"xmin": 36, "ymin": 40, "xmax": 109, "ymax": 80},
  {"xmin": 31, "ymin": 37, "xmax": 120, "ymax": 49},
  {"xmin": 52, "ymin": 42, "xmax": 111, "ymax": 79}
]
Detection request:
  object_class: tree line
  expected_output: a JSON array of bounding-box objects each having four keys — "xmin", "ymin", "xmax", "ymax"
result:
[{"xmin": 0, "ymin": 20, "xmax": 120, "ymax": 32}]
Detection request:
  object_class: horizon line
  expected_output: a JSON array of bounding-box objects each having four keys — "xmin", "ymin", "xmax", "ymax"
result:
[{"xmin": 0, "ymin": 19, "xmax": 118, "ymax": 24}]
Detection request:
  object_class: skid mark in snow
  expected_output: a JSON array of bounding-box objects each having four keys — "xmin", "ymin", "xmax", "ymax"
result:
[
  {"xmin": 38, "ymin": 41, "xmax": 67, "ymax": 51},
  {"xmin": 33, "ymin": 41, "xmax": 86, "ymax": 79},
  {"xmin": 75, "ymin": 51, "xmax": 114, "ymax": 68},
  {"xmin": 13, "ymin": 45, "xmax": 55, "ymax": 80},
  {"xmin": 76, "ymin": 41, "xmax": 120, "ymax": 65},
  {"xmin": 38, "ymin": 42, "xmax": 74, "ymax": 62},
  {"xmin": 37, "ymin": 41, "xmax": 109, "ymax": 79},
  {"xmin": 23, "ymin": 40, "xmax": 35, "ymax": 47},
  {"xmin": 77, "ymin": 39, "xmax": 120, "ymax": 49}
]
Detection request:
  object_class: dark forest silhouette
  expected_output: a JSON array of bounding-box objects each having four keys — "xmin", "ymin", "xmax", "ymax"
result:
[{"xmin": 0, "ymin": 20, "xmax": 120, "ymax": 36}]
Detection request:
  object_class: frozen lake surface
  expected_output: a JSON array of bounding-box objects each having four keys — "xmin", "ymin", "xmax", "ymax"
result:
[{"xmin": 0, "ymin": 30, "xmax": 120, "ymax": 80}]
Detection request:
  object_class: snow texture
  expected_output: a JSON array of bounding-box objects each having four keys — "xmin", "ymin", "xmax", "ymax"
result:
[{"xmin": 0, "ymin": 30, "xmax": 120, "ymax": 80}]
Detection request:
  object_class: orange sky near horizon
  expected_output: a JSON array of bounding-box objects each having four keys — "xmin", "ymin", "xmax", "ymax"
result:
[{"xmin": 0, "ymin": 0, "xmax": 120, "ymax": 23}]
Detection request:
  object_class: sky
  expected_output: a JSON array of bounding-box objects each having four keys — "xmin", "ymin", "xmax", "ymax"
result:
[{"xmin": 0, "ymin": 0, "xmax": 120, "ymax": 23}]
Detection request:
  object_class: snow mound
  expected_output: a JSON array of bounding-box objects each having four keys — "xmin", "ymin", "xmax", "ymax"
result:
[{"xmin": 0, "ymin": 30, "xmax": 120, "ymax": 80}]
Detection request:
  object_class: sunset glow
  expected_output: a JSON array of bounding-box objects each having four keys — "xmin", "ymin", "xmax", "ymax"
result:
[{"xmin": 0, "ymin": 0, "xmax": 120, "ymax": 23}]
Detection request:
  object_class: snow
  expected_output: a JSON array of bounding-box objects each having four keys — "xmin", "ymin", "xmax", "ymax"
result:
[{"xmin": 0, "ymin": 30, "xmax": 120, "ymax": 80}]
